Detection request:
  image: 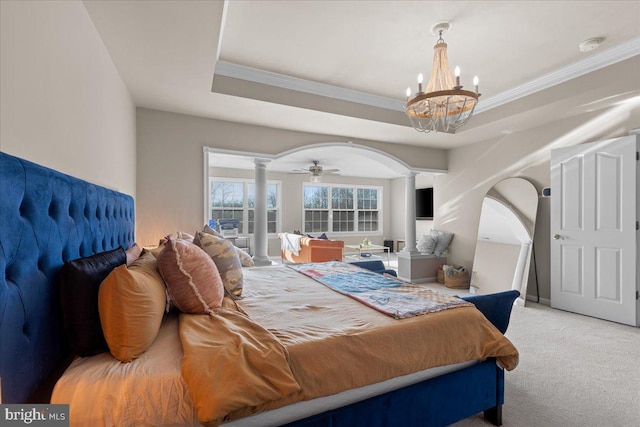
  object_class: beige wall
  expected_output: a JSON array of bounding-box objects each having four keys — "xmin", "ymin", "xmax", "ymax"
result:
[
  {"xmin": 436, "ymin": 105, "xmax": 640, "ymax": 302},
  {"xmin": 0, "ymin": 1, "xmax": 136, "ymax": 196},
  {"xmin": 136, "ymin": 108, "xmax": 446, "ymax": 248}
]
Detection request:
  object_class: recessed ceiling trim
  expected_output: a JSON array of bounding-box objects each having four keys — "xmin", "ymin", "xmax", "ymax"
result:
[
  {"xmin": 215, "ymin": 60, "xmax": 405, "ymax": 111},
  {"xmin": 216, "ymin": 36, "xmax": 640, "ymax": 119},
  {"xmin": 476, "ymin": 36, "xmax": 640, "ymax": 113},
  {"xmin": 214, "ymin": 0, "xmax": 229, "ymax": 62}
]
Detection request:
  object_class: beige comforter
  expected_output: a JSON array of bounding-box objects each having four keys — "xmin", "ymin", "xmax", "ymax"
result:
[{"xmin": 180, "ymin": 265, "xmax": 519, "ymax": 426}]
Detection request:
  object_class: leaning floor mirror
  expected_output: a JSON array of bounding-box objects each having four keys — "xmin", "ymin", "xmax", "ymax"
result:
[{"xmin": 471, "ymin": 178, "xmax": 538, "ymax": 306}]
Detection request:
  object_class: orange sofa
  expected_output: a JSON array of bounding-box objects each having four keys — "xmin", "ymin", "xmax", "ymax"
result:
[{"xmin": 279, "ymin": 233, "xmax": 344, "ymax": 264}]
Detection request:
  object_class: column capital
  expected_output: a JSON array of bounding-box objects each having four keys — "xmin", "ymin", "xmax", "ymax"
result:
[
  {"xmin": 404, "ymin": 171, "xmax": 419, "ymax": 178},
  {"xmin": 253, "ymin": 158, "xmax": 271, "ymax": 166}
]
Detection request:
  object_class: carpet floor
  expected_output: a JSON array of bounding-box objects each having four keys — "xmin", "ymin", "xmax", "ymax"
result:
[{"xmin": 453, "ymin": 303, "xmax": 640, "ymax": 426}]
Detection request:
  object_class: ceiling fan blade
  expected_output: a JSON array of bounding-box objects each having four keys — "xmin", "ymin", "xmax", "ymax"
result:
[{"xmin": 322, "ymin": 169, "xmax": 340, "ymax": 173}]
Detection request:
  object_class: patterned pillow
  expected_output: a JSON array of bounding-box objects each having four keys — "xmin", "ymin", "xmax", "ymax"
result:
[
  {"xmin": 156, "ymin": 238, "xmax": 224, "ymax": 315},
  {"xmin": 417, "ymin": 233, "xmax": 438, "ymax": 255},
  {"xmin": 202, "ymin": 224, "xmax": 223, "ymax": 237},
  {"xmin": 99, "ymin": 251, "xmax": 167, "ymax": 362},
  {"xmin": 433, "ymin": 230, "xmax": 454, "ymax": 257},
  {"xmin": 194, "ymin": 231, "xmax": 244, "ymax": 297}
]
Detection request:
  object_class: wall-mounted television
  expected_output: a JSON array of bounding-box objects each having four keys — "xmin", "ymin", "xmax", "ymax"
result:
[{"xmin": 416, "ymin": 187, "xmax": 433, "ymax": 220}]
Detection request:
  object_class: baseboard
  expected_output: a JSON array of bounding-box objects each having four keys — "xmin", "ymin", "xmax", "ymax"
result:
[{"xmin": 526, "ymin": 294, "xmax": 550, "ymax": 306}]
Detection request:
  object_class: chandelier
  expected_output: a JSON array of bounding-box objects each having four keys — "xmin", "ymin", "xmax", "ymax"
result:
[{"xmin": 405, "ymin": 22, "xmax": 480, "ymax": 133}]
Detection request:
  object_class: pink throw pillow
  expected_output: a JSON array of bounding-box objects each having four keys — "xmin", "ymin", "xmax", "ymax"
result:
[{"xmin": 156, "ymin": 238, "xmax": 224, "ymax": 315}]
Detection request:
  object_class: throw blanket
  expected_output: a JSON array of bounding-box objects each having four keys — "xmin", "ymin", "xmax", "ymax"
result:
[
  {"xmin": 288, "ymin": 261, "xmax": 473, "ymax": 318},
  {"xmin": 280, "ymin": 232, "xmax": 302, "ymax": 255}
]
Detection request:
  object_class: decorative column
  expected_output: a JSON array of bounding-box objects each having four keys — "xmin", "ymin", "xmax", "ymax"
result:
[
  {"xmin": 252, "ymin": 158, "xmax": 272, "ymax": 266},
  {"xmin": 397, "ymin": 171, "xmax": 434, "ymax": 283},
  {"xmin": 403, "ymin": 172, "xmax": 419, "ymax": 254}
]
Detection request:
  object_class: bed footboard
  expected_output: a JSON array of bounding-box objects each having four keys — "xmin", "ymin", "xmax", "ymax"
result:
[{"xmin": 282, "ymin": 358, "xmax": 504, "ymax": 427}]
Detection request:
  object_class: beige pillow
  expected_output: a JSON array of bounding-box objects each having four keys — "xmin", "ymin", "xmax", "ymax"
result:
[
  {"xmin": 235, "ymin": 247, "xmax": 255, "ymax": 267},
  {"xmin": 176, "ymin": 231, "xmax": 194, "ymax": 242},
  {"xmin": 194, "ymin": 231, "xmax": 244, "ymax": 297},
  {"xmin": 202, "ymin": 224, "xmax": 223, "ymax": 237},
  {"xmin": 157, "ymin": 238, "xmax": 224, "ymax": 314},
  {"xmin": 99, "ymin": 251, "xmax": 166, "ymax": 362},
  {"xmin": 125, "ymin": 243, "xmax": 142, "ymax": 266}
]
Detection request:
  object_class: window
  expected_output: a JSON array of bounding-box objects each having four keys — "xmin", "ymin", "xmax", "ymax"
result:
[
  {"xmin": 210, "ymin": 178, "xmax": 280, "ymax": 235},
  {"xmin": 357, "ymin": 188, "xmax": 379, "ymax": 232},
  {"xmin": 303, "ymin": 186, "xmax": 328, "ymax": 232},
  {"xmin": 303, "ymin": 184, "xmax": 382, "ymax": 234}
]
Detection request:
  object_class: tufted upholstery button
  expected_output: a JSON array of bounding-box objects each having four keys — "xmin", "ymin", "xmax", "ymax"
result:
[
  {"xmin": 37, "ymin": 257, "xmax": 46, "ymax": 272},
  {"xmin": 19, "ymin": 199, "xmax": 28, "ymax": 217}
]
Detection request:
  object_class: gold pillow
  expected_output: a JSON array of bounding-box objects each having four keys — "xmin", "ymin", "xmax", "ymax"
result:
[
  {"xmin": 194, "ymin": 231, "xmax": 244, "ymax": 297},
  {"xmin": 156, "ymin": 238, "xmax": 224, "ymax": 314},
  {"xmin": 99, "ymin": 251, "xmax": 166, "ymax": 362}
]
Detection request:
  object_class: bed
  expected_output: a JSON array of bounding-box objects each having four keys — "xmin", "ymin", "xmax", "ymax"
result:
[{"xmin": 0, "ymin": 151, "xmax": 519, "ymax": 426}]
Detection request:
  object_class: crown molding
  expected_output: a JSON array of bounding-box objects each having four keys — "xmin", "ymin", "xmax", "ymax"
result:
[
  {"xmin": 214, "ymin": 36, "xmax": 640, "ymax": 116},
  {"xmin": 476, "ymin": 36, "xmax": 640, "ymax": 113},
  {"xmin": 214, "ymin": 61, "xmax": 405, "ymax": 111}
]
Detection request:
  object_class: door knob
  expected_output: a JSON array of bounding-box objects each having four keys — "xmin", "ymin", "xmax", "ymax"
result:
[{"xmin": 553, "ymin": 234, "xmax": 562, "ymax": 240}]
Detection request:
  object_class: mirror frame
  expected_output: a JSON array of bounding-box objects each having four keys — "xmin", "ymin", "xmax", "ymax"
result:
[{"xmin": 471, "ymin": 178, "xmax": 538, "ymax": 305}]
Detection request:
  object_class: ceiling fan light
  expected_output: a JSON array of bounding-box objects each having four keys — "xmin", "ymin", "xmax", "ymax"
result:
[{"xmin": 310, "ymin": 174, "xmax": 322, "ymax": 183}]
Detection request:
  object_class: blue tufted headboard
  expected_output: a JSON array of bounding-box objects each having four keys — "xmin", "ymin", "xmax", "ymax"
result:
[{"xmin": 0, "ymin": 152, "xmax": 135, "ymax": 403}]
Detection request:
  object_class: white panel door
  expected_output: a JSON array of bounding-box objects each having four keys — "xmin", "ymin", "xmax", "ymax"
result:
[{"xmin": 550, "ymin": 135, "xmax": 638, "ymax": 326}]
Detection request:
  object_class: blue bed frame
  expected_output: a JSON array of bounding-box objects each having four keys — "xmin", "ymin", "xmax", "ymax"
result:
[
  {"xmin": 0, "ymin": 152, "xmax": 134, "ymax": 403},
  {"xmin": 0, "ymin": 151, "xmax": 517, "ymax": 426}
]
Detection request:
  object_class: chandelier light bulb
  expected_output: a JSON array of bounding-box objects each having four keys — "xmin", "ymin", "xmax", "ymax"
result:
[
  {"xmin": 418, "ymin": 73, "xmax": 423, "ymax": 83},
  {"xmin": 406, "ymin": 87, "xmax": 412, "ymax": 99},
  {"xmin": 473, "ymin": 75, "xmax": 479, "ymax": 93},
  {"xmin": 454, "ymin": 66, "xmax": 460, "ymax": 77}
]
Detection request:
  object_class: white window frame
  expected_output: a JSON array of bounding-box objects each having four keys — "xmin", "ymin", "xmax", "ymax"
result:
[
  {"xmin": 302, "ymin": 183, "xmax": 383, "ymax": 236},
  {"xmin": 208, "ymin": 177, "xmax": 282, "ymax": 237}
]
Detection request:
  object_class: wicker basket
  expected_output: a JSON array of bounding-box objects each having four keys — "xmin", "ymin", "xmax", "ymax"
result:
[
  {"xmin": 445, "ymin": 271, "xmax": 470, "ymax": 289},
  {"xmin": 436, "ymin": 266, "xmax": 444, "ymax": 284}
]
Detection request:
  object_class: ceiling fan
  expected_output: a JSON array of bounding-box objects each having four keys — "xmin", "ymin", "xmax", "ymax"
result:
[{"xmin": 290, "ymin": 160, "xmax": 340, "ymax": 182}]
